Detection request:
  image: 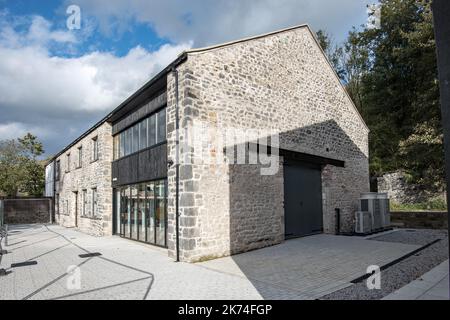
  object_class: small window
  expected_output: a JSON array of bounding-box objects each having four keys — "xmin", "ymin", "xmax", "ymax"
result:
[
  {"xmin": 77, "ymin": 146, "xmax": 82, "ymax": 168},
  {"xmin": 82, "ymin": 189, "xmax": 87, "ymax": 216},
  {"xmin": 66, "ymin": 153, "xmax": 70, "ymax": 172},
  {"xmin": 92, "ymin": 136, "xmax": 99, "ymax": 161},
  {"xmin": 92, "ymin": 188, "xmax": 98, "ymax": 217},
  {"xmin": 55, "ymin": 194, "xmax": 60, "ymax": 214},
  {"xmin": 55, "ymin": 160, "xmax": 60, "ymax": 180}
]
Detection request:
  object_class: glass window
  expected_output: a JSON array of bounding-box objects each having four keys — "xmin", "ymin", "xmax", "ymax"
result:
[
  {"xmin": 148, "ymin": 114, "xmax": 156, "ymax": 147},
  {"xmin": 66, "ymin": 153, "xmax": 70, "ymax": 172},
  {"xmin": 92, "ymin": 136, "xmax": 99, "ymax": 161},
  {"xmin": 121, "ymin": 186, "xmax": 131, "ymax": 238},
  {"xmin": 55, "ymin": 160, "xmax": 60, "ymax": 180},
  {"xmin": 146, "ymin": 182, "xmax": 155, "ymax": 244},
  {"xmin": 155, "ymin": 180, "xmax": 166, "ymax": 246},
  {"xmin": 56, "ymin": 194, "xmax": 60, "ymax": 214},
  {"xmin": 139, "ymin": 120, "xmax": 148, "ymax": 150},
  {"xmin": 82, "ymin": 189, "xmax": 87, "ymax": 216},
  {"xmin": 132, "ymin": 124, "xmax": 139, "ymax": 154},
  {"xmin": 92, "ymin": 188, "xmax": 97, "ymax": 217},
  {"xmin": 157, "ymin": 109, "xmax": 166, "ymax": 143},
  {"xmin": 119, "ymin": 132, "xmax": 125, "ymax": 158},
  {"xmin": 130, "ymin": 185, "xmax": 139, "ymax": 240},
  {"xmin": 77, "ymin": 146, "xmax": 82, "ymax": 168},
  {"xmin": 113, "ymin": 135, "xmax": 119, "ymax": 160},
  {"xmin": 138, "ymin": 184, "xmax": 146, "ymax": 242},
  {"xmin": 124, "ymin": 129, "xmax": 131, "ymax": 156}
]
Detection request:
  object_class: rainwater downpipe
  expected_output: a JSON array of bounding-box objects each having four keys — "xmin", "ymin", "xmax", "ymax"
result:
[{"xmin": 172, "ymin": 68, "xmax": 180, "ymax": 262}]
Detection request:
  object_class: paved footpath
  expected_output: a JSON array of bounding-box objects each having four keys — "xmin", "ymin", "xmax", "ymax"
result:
[
  {"xmin": 0, "ymin": 224, "xmax": 419, "ymax": 300},
  {"xmin": 383, "ymin": 260, "xmax": 449, "ymax": 300}
]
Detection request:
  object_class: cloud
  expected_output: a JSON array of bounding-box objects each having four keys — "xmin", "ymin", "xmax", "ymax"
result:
[
  {"xmin": 1, "ymin": 0, "xmax": 373, "ymax": 155},
  {"xmin": 0, "ymin": 122, "xmax": 51, "ymax": 140},
  {"xmin": 0, "ymin": 11, "xmax": 192, "ymax": 155},
  {"xmin": 68, "ymin": 0, "xmax": 372, "ymax": 46}
]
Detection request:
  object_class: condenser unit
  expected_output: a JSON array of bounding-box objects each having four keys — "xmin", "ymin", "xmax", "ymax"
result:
[
  {"xmin": 377, "ymin": 193, "xmax": 391, "ymax": 228},
  {"xmin": 360, "ymin": 193, "xmax": 382, "ymax": 230},
  {"xmin": 355, "ymin": 211, "xmax": 372, "ymax": 234},
  {"xmin": 359, "ymin": 192, "xmax": 391, "ymax": 232}
]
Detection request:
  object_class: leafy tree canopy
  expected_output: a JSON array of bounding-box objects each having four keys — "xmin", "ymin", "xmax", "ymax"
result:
[
  {"xmin": 0, "ymin": 133, "xmax": 45, "ymax": 197},
  {"xmin": 317, "ymin": 0, "xmax": 443, "ymax": 192}
]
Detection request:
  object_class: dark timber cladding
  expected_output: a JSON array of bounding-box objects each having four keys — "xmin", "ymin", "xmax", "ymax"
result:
[
  {"xmin": 112, "ymin": 92, "xmax": 167, "ymax": 135},
  {"xmin": 111, "ymin": 76, "xmax": 169, "ymax": 187},
  {"xmin": 112, "ymin": 143, "xmax": 167, "ymax": 187}
]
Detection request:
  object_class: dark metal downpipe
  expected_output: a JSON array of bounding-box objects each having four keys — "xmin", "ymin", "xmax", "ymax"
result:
[{"xmin": 335, "ymin": 208, "xmax": 340, "ymax": 235}]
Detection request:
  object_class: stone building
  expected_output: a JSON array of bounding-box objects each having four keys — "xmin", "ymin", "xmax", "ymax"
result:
[{"xmin": 46, "ymin": 24, "xmax": 369, "ymax": 262}]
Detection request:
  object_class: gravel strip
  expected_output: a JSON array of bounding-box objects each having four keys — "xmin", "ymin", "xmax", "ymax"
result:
[{"xmin": 320, "ymin": 229, "xmax": 448, "ymax": 300}]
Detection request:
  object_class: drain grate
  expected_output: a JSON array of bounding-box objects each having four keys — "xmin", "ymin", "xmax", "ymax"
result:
[
  {"xmin": 11, "ymin": 261, "xmax": 38, "ymax": 268},
  {"xmin": 79, "ymin": 252, "xmax": 102, "ymax": 258}
]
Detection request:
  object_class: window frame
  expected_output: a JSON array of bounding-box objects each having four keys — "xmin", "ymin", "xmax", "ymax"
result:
[
  {"xmin": 55, "ymin": 160, "xmax": 60, "ymax": 181},
  {"xmin": 92, "ymin": 187, "xmax": 98, "ymax": 217},
  {"xmin": 92, "ymin": 136, "xmax": 99, "ymax": 162},
  {"xmin": 66, "ymin": 153, "xmax": 70, "ymax": 172},
  {"xmin": 77, "ymin": 146, "xmax": 83, "ymax": 168},
  {"xmin": 82, "ymin": 189, "xmax": 87, "ymax": 216}
]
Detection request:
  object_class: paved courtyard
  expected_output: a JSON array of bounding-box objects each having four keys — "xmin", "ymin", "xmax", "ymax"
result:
[{"xmin": 0, "ymin": 224, "xmax": 420, "ymax": 300}]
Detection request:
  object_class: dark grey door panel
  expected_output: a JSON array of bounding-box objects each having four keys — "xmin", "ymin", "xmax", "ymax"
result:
[{"xmin": 284, "ymin": 161, "xmax": 323, "ymax": 238}]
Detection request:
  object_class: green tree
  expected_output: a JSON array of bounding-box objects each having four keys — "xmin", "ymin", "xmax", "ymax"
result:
[
  {"xmin": 336, "ymin": 0, "xmax": 444, "ymax": 191},
  {"xmin": 0, "ymin": 133, "xmax": 45, "ymax": 197},
  {"xmin": 0, "ymin": 140, "xmax": 26, "ymax": 197}
]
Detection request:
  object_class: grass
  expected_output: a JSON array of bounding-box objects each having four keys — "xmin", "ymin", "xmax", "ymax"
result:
[{"xmin": 390, "ymin": 198, "xmax": 447, "ymax": 212}]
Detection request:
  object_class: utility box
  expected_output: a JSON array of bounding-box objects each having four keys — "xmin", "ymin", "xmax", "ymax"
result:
[{"xmin": 357, "ymin": 192, "xmax": 391, "ymax": 234}]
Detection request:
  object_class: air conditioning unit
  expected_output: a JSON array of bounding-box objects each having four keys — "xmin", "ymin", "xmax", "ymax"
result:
[
  {"xmin": 355, "ymin": 211, "xmax": 372, "ymax": 234},
  {"xmin": 359, "ymin": 192, "xmax": 391, "ymax": 232},
  {"xmin": 377, "ymin": 193, "xmax": 391, "ymax": 228}
]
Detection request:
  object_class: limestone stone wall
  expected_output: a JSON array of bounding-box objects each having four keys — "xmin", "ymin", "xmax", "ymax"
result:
[
  {"xmin": 377, "ymin": 171, "xmax": 441, "ymax": 204},
  {"xmin": 54, "ymin": 122, "xmax": 113, "ymax": 236},
  {"xmin": 167, "ymin": 25, "xmax": 370, "ymax": 262}
]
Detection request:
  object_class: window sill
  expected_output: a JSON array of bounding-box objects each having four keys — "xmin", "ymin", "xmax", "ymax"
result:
[{"xmin": 90, "ymin": 159, "xmax": 99, "ymax": 164}]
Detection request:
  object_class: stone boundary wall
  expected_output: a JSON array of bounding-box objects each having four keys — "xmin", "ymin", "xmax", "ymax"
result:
[
  {"xmin": 1, "ymin": 198, "xmax": 52, "ymax": 224},
  {"xmin": 377, "ymin": 171, "xmax": 443, "ymax": 204},
  {"xmin": 391, "ymin": 211, "xmax": 448, "ymax": 230}
]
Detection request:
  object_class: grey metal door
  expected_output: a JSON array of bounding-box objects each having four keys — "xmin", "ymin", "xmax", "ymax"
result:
[{"xmin": 284, "ymin": 161, "xmax": 323, "ymax": 238}]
